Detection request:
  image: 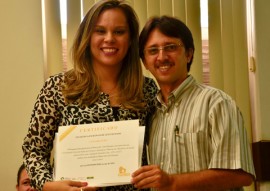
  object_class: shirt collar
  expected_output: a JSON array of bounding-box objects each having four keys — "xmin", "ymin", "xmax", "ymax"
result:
[
  {"xmin": 155, "ymin": 75, "xmax": 196, "ymax": 109},
  {"xmin": 173, "ymin": 75, "xmax": 196, "ymax": 101}
]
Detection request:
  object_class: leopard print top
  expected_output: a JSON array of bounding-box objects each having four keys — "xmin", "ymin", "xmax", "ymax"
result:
[{"xmin": 22, "ymin": 73, "xmax": 158, "ymax": 191}]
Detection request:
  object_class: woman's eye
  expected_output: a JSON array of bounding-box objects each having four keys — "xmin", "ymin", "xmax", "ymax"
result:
[
  {"xmin": 95, "ymin": 29, "xmax": 105, "ymax": 34},
  {"xmin": 114, "ymin": 30, "xmax": 125, "ymax": 35}
]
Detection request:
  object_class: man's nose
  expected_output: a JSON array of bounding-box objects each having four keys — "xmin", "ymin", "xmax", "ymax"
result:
[{"xmin": 156, "ymin": 49, "xmax": 168, "ymax": 61}]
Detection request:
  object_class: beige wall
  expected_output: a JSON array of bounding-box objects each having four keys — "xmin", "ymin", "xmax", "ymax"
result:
[{"xmin": 0, "ymin": 0, "xmax": 44, "ymax": 190}]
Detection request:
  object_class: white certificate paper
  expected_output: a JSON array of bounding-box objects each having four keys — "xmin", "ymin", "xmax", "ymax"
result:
[{"xmin": 54, "ymin": 120, "xmax": 144, "ymax": 187}]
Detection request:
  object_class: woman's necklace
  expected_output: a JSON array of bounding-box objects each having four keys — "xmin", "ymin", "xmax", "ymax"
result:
[
  {"xmin": 101, "ymin": 83, "xmax": 118, "ymax": 95},
  {"xmin": 101, "ymin": 84, "xmax": 121, "ymax": 106}
]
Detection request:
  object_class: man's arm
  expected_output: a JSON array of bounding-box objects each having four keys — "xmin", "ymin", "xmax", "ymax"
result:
[{"xmin": 131, "ymin": 165, "xmax": 254, "ymax": 191}]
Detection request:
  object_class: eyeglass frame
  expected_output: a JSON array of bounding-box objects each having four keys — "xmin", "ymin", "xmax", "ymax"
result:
[{"xmin": 143, "ymin": 42, "xmax": 184, "ymax": 56}]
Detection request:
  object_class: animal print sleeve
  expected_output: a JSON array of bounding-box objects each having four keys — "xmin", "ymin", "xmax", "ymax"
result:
[
  {"xmin": 143, "ymin": 77, "xmax": 158, "ymax": 110},
  {"xmin": 22, "ymin": 74, "xmax": 63, "ymax": 191}
]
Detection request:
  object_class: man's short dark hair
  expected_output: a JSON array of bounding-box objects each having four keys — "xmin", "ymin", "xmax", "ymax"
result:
[{"xmin": 17, "ymin": 163, "xmax": 25, "ymax": 186}]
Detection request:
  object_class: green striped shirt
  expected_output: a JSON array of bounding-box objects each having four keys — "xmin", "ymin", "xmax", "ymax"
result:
[{"xmin": 148, "ymin": 75, "xmax": 255, "ymax": 191}]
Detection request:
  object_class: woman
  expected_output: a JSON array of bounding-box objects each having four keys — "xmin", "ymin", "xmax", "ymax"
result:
[{"xmin": 22, "ymin": 0, "xmax": 157, "ymax": 191}]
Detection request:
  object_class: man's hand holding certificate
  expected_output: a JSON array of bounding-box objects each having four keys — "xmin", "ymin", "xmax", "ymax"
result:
[{"xmin": 54, "ymin": 120, "xmax": 144, "ymax": 187}]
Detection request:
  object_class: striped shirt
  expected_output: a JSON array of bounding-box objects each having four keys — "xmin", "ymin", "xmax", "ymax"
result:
[{"xmin": 148, "ymin": 75, "xmax": 255, "ymax": 191}]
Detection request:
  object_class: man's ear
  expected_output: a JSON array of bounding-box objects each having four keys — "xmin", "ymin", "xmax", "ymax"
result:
[{"xmin": 186, "ymin": 48, "xmax": 194, "ymax": 63}]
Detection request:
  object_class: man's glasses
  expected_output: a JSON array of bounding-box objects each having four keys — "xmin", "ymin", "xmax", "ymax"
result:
[{"xmin": 144, "ymin": 43, "xmax": 183, "ymax": 56}]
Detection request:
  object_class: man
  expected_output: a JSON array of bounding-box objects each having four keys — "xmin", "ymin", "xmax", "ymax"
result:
[
  {"xmin": 16, "ymin": 164, "xmax": 37, "ymax": 191},
  {"xmin": 131, "ymin": 16, "xmax": 255, "ymax": 191}
]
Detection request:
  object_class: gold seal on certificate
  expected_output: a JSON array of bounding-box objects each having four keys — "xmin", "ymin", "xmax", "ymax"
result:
[{"xmin": 53, "ymin": 119, "xmax": 145, "ymax": 187}]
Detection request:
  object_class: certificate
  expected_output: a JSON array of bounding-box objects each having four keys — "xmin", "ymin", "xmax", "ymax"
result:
[{"xmin": 53, "ymin": 120, "xmax": 144, "ymax": 187}]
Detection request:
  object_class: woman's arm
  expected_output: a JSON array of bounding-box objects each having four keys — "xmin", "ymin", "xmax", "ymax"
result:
[{"xmin": 22, "ymin": 75, "xmax": 62, "ymax": 190}]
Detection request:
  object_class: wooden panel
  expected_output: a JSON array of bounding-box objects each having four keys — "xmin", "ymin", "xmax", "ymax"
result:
[{"xmin": 252, "ymin": 141, "xmax": 270, "ymax": 181}]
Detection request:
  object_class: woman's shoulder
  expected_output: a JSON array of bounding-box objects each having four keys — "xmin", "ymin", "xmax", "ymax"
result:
[
  {"xmin": 143, "ymin": 76, "xmax": 157, "ymax": 87},
  {"xmin": 44, "ymin": 73, "xmax": 65, "ymax": 84},
  {"xmin": 143, "ymin": 76, "xmax": 158, "ymax": 97},
  {"xmin": 41, "ymin": 73, "xmax": 65, "ymax": 91}
]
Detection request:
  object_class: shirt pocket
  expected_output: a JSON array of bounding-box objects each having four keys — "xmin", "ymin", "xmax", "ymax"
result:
[{"xmin": 172, "ymin": 131, "xmax": 212, "ymax": 173}]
